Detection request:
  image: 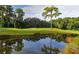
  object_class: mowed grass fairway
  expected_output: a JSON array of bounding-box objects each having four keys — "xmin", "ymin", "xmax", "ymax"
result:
[{"xmin": 0, "ymin": 28, "xmax": 79, "ymax": 35}]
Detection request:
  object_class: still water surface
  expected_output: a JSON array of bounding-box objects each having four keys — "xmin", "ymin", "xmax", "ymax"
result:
[{"xmin": 0, "ymin": 34, "xmax": 77, "ymax": 54}]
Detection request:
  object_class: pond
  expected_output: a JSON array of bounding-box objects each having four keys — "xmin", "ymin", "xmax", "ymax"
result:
[{"xmin": 0, "ymin": 34, "xmax": 78, "ymax": 54}]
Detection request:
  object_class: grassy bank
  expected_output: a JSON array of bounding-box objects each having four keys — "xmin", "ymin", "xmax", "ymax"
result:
[{"xmin": 0, "ymin": 28, "xmax": 79, "ymax": 35}]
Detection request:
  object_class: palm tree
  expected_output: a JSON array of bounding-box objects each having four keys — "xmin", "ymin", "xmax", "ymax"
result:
[{"xmin": 42, "ymin": 6, "xmax": 61, "ymax": 28}]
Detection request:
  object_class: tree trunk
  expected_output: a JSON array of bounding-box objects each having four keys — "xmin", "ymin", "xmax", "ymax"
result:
[
  {"xmin": 50, "ymin": 17, "xmax": 52, "ymax": 28},
  {"xmin": 1, "ymin": 11, "xmax": 3, "ymax": 27},
  {"xmin": 7, "ymin": 18, "xmax": 9, "ymax": 28},
  {"xmin": 7, "ymin": 21, "xmax": 9, "ymax": 28},
  {"xmin": 50, "ymin": 11, "xmax": 53, "ymax": 28},
  {"xmin": 14, "ymin": 20, "xmax": 16, "ymax": 28}
]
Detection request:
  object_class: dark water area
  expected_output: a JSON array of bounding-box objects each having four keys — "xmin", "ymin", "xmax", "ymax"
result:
[{"xmin": 0, "ymin": 34, "xmax": 78, "ymax": 54}]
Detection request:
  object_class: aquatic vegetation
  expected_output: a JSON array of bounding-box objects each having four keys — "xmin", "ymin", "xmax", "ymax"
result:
[{"xmin": 63, "ymin": 37, "xmax": 79, "ymax": 54}]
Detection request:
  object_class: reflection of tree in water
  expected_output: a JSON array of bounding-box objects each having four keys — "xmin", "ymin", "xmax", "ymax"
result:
[
  {"xmin": 49, "ymin": 34, "xmax": 77, "ymax": 42},
  {"xmin": 14, "ymin": 39, "xmax": 24, "ymax": 52},
  {"xmin": 0, "ymin": 35, "xmax": 47, "ymax": 54},
  {"xmin": 41, "ymin": 34, "xmax": 78, "ymax": 54},
  {"xmin": 24, "ymin": 35, "xmax": 47, "ymax": 42},
  {"xmin": 0, "ymin": 34, "xmax": 78, "ymax": 54},
  {"xmin": 0, "ymin": 45, "xmax": 12, "ymax": 54},
  {"xmin": 23, "ymin": 34, "xmax": 78, "ymax": 42},
  {"xmin": 0, "ymin": 38, "xmax": 24, "ymax": 54},
  {"xmin": 41, "ymin": 34, "xmax": 67, "ymax": 54},
  {"xmin": 41, "ymin": 45, "xmax": 60, "ymax": 54}
]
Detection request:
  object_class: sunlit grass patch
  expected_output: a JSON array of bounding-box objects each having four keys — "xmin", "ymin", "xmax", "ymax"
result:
[{"xmin": 0, "ymin": 28, "xmax": 79, "ymax": 35}]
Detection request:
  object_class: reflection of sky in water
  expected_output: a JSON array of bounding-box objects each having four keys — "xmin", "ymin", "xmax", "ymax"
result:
[{"xmin": 12, "ymin": 37, "xmax": 65, "ymax": 54}]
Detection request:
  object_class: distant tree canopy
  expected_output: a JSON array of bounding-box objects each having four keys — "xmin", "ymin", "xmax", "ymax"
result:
[
  {"xmin": 24, "ymin": 17, "xmax": 50, "ymax": 28},
  {"xmin": 51, "ymin": 17, "xmax": 79, "ymax": 30}
]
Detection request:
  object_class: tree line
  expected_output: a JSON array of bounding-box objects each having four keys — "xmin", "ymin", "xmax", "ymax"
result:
[
  {"xmin": 0, "ymin": 5, "xmax": 79, "ymax": 30},
  {"xmin": 52, "ymin": 17, "xmax": 79, "ymax": 30}
]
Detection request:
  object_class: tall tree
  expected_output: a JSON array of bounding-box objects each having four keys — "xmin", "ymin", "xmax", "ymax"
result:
[
  {"xmin": 0, "ymin": 5, "xmax": 5, "ymax": 27},
  {"xmin": 3, "ymin": 5, "xmax": 13, "ymax": 27},
  {"xmin": 15, "ymin": 8, "xmax": 24, "ymax": 21},
  {"xmin": 15, "ymin": 8, "xmax": 24, "ymax": 28},
  {"xmin": 0, "ymin": 5, "xmax": 13, "ymax": 27},
  {"xmin": 11, "ymin": 12, "xmax": 17, "ymax": 28},
  {"xmin": 42, "ymin": 6, "xmax": 61, "ymax": 28}
]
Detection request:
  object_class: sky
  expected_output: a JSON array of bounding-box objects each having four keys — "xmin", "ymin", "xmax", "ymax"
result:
[{"xmin": 12, "ymin": 5, "xmax": 79, "ymax": 21}]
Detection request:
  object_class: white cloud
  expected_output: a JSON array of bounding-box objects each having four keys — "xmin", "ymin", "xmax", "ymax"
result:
[
  {"xmin": 22, "ymin": 5, "xmax": 50, "ymax": 20},
  {"xmin": 55, "ymin": 5, "xmax": 79, "ymax": 18},
  {"xmin": 22, "ymin": 5, "xmax": 79, "ymax": 21}
]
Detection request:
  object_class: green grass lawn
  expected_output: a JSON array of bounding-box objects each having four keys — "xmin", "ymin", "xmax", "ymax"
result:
[{"xmin": 0, "ymin": 28, "xmax": 79, "ymax": 35}]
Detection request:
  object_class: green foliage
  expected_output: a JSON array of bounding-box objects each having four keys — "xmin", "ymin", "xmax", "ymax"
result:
[
  {"xmin": 15, "ymin": 8, "xmax": 24, "ymax": 21},
  {"xmin": 0, "ymin": 5, "xmax": 79, "ymax": 30},
  {"xmin": 51, "ymin": 17, "xmax": 79, "ymax": 30},
  {"xmin": 42, "ymin": 6, "xmax": 61, "ymax": 28},
  {"xmin": 24, "ymin": 17, "xmax": 50, "ymax": 28},
  {"xmin": 0, "ymin": 28, "xmax": 79, "ymax": 35}
]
